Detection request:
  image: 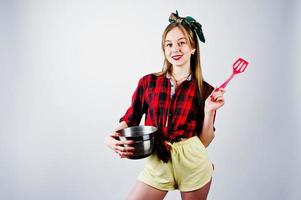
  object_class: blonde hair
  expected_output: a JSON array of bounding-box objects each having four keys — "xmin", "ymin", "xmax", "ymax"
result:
[{"xmin": 156, "ymin": 22, "xmax": 203, "ymax": 97}]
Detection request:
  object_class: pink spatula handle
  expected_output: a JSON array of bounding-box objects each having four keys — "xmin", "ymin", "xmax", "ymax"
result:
[{"xmin": 219, "ymin": 73, "xmax": 235, "ymax": 89}]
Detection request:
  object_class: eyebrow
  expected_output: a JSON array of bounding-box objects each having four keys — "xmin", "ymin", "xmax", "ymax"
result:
[{"xmin": 165, "ymin": 37, "xmax": 186, "ymax": 42}]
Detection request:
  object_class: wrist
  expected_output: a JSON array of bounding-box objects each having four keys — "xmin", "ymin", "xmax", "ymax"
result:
[{"xmin": 205, "ymin": 109, "xmax": 216, "ymax": 117}]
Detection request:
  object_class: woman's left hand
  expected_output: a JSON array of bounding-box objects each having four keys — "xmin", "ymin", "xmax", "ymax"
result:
[{"xmin": 205, "ymin": 88, "xmax": 225, "ymax": 114}]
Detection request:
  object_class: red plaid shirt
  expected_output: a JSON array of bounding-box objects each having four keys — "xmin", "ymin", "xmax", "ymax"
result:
[{"xmin": 120, "ymin": 73, "xmax": 214, "ymax": 142}]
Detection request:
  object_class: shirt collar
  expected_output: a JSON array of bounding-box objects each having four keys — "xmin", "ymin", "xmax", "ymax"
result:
[{"xmin": 166, "ymin": 72, "xmax": 192, "ymax": 81}]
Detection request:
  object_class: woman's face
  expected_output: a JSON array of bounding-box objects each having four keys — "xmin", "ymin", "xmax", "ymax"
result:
[{"xmin": 164, "ymin": 27, "xmax": 195, "ymax": 68}]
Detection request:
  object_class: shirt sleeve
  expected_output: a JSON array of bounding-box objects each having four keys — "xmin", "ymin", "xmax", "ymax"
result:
[
  {"xmin": 119, "ymin": 76, "xmax": 148, "ymax": 127},
  {"xmin": 203, "ymin": 81, "xmax": 216, "ymax": 131}
]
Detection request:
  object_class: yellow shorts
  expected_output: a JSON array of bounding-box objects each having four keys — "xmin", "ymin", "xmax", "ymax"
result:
[{"xmin": 138, "ymin": 136, "xmax": 214, "ymax": 192}]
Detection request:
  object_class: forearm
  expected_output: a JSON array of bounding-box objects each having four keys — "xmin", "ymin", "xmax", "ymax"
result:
[
  {"xmin": 105, "ymin": 121, "xmax": 128, "ymax": 148},
  {"xmin": 199, "ymin": 110, "xmax": 216, "ymax": 147},
  {"xmin": 105, "ymin": 121, "xmax": 134, "ymax": 158}
]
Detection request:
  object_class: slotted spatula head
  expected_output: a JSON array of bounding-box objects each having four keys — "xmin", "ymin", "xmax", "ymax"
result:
[
  {"xmin": 216, "ymin": 57, "xmax": 249, "ymax": 90},
  {"xmin": 233, "ymin": 58, "xmax": 248, "ymax": 74}
]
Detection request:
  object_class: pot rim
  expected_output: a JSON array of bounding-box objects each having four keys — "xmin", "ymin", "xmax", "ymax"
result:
[{"xmin": 117, "ymin": 125, "xmax": 158, "ymax": 138}]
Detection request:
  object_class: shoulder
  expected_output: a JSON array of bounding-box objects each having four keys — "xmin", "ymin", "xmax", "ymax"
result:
[
  {"xmin": 136, "ymin": 72, "xmax": 164, "ymax": 88},
  {"xmin": 203, "ymin": 80, "xmax": 214, "ymax": 91},
  {"xmin": 139, "ymin": 73, "xmax": 165, "ymax": 83},
  {"xmin": 140, "ymin": 73, "xmax": 157, "ymax": 80}
]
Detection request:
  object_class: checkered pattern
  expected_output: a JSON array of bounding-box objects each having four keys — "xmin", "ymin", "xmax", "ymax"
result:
[{"xmin": 120, "ymin": 73, "xmax": 214, "ymax": 142}]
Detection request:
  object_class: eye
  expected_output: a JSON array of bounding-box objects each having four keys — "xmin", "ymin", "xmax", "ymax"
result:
[
  {"xmin": 165, "ymin": 43, "xmax": 172, "ymax": 48},
  {"xmin": 179, "ymin": 41, "xmax": 186, "ymax": 46}
]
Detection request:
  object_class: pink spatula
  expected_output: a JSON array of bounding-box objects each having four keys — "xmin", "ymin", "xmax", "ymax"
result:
[
  {"xmin": 218, "ymin": 58, "xmax": 249, "ymax": 89},
  {"xmin": 211, "ymin": 58, "xmax": 249, "ymax": 100}
]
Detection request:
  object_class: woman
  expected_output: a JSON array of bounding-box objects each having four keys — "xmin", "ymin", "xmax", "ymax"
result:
[{"xmin": 105, "ymin": 11, "xmax": 225, "ymax": 200}]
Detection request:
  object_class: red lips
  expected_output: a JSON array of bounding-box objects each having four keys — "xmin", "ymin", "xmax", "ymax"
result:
[{"xmin": 172, "ymin": 55, "xmax": 183, "ymax": 60}]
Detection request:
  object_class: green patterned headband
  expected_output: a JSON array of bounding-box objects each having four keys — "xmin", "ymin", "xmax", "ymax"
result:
[{"xmin": 169, "ymin": 10, "xmax": 205, "ymax": 43}]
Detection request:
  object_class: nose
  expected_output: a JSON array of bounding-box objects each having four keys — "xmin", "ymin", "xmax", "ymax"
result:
[{"xmin": 171, "ymin": 43, "xmax": 180, "ymax": 53}]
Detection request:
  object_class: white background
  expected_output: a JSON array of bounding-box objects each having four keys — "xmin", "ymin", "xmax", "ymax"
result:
[{"xmin": 1, "ymin": 0, "xmax": 301, "ymax": 199}]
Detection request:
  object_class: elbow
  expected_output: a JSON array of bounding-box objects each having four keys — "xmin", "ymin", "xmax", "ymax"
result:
[
  {"xmin": 201, "ymin": 132, "xmax": 215, "ymax": 148},
  {"xmin": 209, "ymin": 133, "xmax": 215, "ymax": 145}
]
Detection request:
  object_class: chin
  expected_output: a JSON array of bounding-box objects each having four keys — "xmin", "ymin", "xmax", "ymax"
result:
[{"xmin": 173, "ymin": 61, "xmax": 186, "ymax": 67}]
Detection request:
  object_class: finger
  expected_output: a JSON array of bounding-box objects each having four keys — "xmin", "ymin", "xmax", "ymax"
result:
[
  {"xmin": 114, "ymin": 145, "xmax": 124, "ymax": 152},
  {"xmin": 116, "ymin": 150, "xmax": 134, "ymax": 158},
  {"xmin": 214, "ymin": 92, "xmax": 224, "ymax": 99},
  {"xmin": 211, "ymin": 91, "xmax": 225, "ymax": 101},
  {"xmin": 210, "ymin": 87, "xmax": 219, "ymax": 97},
  {"xmin": 121, "ymin": 151, "xmax": 134, "ymax": 157},
  {"xmin": 215, "ymin": 96, "xmax": 224, "ymax": 102},
  {"xmin": 110, "ymin": 132, "xmax": 121, "ymax": 140},
  {"xmin": 115, "ymin": 140, "xmax": 134, "ymax": 146},
  {"xmin": 211, "ymin": 94, "xmax": 221, "ymax": 102},
  {"xmin": 124, "ymin": 146, "xmax": 135, "ymax": 152},
  {"xmin": 123, "ymin": 140, "xmax": 135, "ymax": 145},
  {"xmin": 215, "ymin": 88, "xmax": 225, "ymax": 93},
  {"xmin": 114, "ymin": 145, "xmax": 135, "ymax": 152},
  {"xmin": 214, "ymin": 97, "xmax": 225, "ymax": 106},
  {"xmin": 110, "ymin": 132, "xmax": 119, "ymax": 137},
  {"xmin": 213, "ymin": 87, "xmax": 225, "ymax": 92},
  {"xmin": 210, "ymin": 88, "xmax": 225, "ymax": 100},
  {"xmin": 212, "ymin": 90, "xmax": 225, "ymax": 97},
  {"xmin": 210, "ymin": 93, "xmax": 218, "ymax": 101}
]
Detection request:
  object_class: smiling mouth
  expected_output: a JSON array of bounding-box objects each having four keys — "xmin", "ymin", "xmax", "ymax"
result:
[{"xmin": 172, "ymin": 55, "xmax": 183, "ymax": 60}]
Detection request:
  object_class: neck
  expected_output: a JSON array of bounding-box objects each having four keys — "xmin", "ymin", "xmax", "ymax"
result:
[{"xmin": 172, "ymin": 64, "xmax": 191, "ymax": 78}]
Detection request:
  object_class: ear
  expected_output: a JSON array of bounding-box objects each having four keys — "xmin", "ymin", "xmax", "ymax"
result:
[{"xmin": 191, "ymin": 49, "xmax": 196, "ymax": 55}]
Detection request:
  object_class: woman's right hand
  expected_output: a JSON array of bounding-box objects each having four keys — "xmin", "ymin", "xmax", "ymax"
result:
[{"xmin": 104, "ymin": 132, "xmax": 135, "ymax": 158}]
